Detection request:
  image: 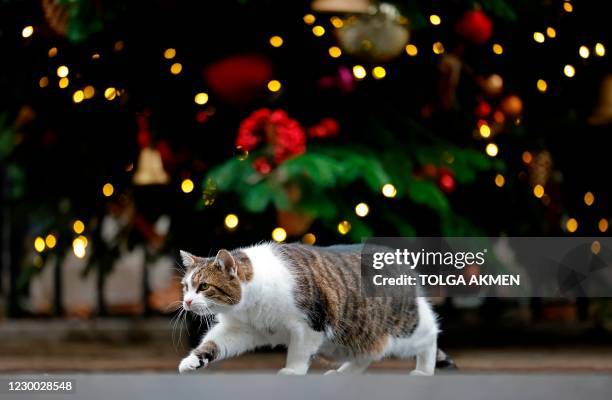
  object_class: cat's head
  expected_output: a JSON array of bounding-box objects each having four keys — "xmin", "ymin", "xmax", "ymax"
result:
[{"xmin": 179, "ymin": 249, "xmax": 251, "ymax": 315}]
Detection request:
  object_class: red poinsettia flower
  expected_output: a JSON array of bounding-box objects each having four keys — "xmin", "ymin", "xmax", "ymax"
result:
[{"xmin": 235, "ymin": 108, "xmax": 306, "ymax": 168}]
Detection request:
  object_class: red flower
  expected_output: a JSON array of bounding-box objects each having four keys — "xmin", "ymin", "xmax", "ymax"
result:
[{"xmin": 236, "ymin": 108, "xmax": 306, "ymax": 167}]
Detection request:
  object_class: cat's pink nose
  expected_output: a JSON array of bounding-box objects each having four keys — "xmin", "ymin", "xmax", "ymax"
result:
[{"xmin": 185, "ymin": 299, "xmax": 192, "ymax": 306}]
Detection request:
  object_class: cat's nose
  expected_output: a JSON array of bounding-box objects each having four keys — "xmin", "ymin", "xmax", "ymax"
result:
[{"xmin": 185, "ymin": 299, "xmax": 192, "ymax": 307}]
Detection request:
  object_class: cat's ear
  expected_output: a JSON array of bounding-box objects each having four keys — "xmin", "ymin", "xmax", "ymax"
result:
[
  {"xmin": 214, "ymin": 249, "xmax": 236, "ymax": 278},
  {"xmin": 180, "ymin": 250, "xmax": 197, "ymax": 269}
]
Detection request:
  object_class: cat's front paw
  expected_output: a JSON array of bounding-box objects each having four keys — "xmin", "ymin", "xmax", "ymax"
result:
[
  {"xmin": 409, "ymin": 370, "xmax": 433, "ymax": 376},
  {"xmin": 178, "ymin": 353, "xmax": 208, "ymax": 374},
  {"xmin": 277, "ymin": 367, "xmax": 305, "ymax": 375}
]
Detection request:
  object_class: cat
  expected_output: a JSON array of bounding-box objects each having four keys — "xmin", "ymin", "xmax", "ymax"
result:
[{"xmin": 177, "ymin": 242, "xmax": 455, "ymax": 375}]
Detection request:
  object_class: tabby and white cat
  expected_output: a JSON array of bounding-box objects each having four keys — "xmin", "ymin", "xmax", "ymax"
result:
[{"xmin": 177, "ymin": 242, "xmax": 454, "ymax": 375}]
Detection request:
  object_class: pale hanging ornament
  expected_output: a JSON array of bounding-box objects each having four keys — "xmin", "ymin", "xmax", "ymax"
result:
[
  {"xmin": 529, "ymin": 150, "xmax": 553, "ymax": 187},
  {"xmin": 311, "ymin": 0, "xmax": 371, "ymax": 13},
  {"xmin": 589, "ymin": 75, "xmax": 612, "ymax": 125},
  {"xmin": 132, "ymin": 147, "xmax": 170, "ymax": 185},
  {"xmin": 336, "ymin": 3, "xmax": 410, "ymax": 62}
]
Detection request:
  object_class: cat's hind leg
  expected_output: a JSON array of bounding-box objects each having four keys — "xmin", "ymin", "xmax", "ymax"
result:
[{"xmin": 409, "ymin": 340, "xmax": 437, "ymax": 376}]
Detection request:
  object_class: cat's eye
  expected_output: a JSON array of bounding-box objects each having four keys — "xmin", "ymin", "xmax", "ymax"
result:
[{"xmin": 198, "ymin": 283, "xmax": 209, "ymax": 292}]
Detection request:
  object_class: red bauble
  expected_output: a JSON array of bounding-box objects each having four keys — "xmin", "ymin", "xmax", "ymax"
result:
[
  {"xmin": 455, "ymin": 10, "xmax": 493, "ymax": 45},
  {"xmin": 438, "ymin": 168, "xmax": 456, "ymax": 193},
  {"xmin": 474, "ymin": 100, "xmax": 492, "ymax": 118},
  {"xmin": 203, "ymin": 54, "xmax": 273, "ymax": 105}
]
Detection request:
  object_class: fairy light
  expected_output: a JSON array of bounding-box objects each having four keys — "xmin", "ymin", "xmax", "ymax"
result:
[
  {"xmin": 479, "ymin": 124, "xmax": 491, "ymax": 138},
  {"xmin": 22, "ymin": 25, "xmax": 34, "ymax": 38},
  {"xmin": 39, "ymin": 77, "xmax": 49, "ymax": 88},
  {"xmin": 194, "ymin": 92, "xmax": 209, "ymax": 105},
  {"xmin": 330, "ymin": 16, "xmax": 344, "ymax": 29},
  {"xmin": 73, "ymin": 220, "xmax": 85, "ymax": 234},
  {"xmin": 83, "ymin": 85, "xmax": 95, "ymax": 99},
  {"xmin": 34, "ymin": 237, "xmax": 45, "ymax": 252},
  {"xmin": 405, "ymin": 44, "xmax": 418, "ymax": 56},
  {"xmin": 91, "ymin": 53, "xmax": 101, "ymax": 60},
  {"xmin": 355, "ymin": 202, "xmax": 370, "ymax": 217},
  {"xmin": 267, "ymin": 80, "xmax": 282, "ymax": 92},
  {"xmin": 372, "ymin": 66, "xmax": 386, "ymax": 79},
  {"xmin": 170, "ymin": 62, "xmax": 182, "ymax": 75},
  {"xmin": 563, "ymin": 64, "xmax": 575, "ymax": 78},
  {"xmin": 163, "ymin": 48, "xmax": 176, "ymax": 59},
  {"xmin": 102, "ymin": 183, "xmax": 114, "ymax": 197},
  {"xmin": 104, "ymin": 87, "xmax": 117, "ymax": 100},
  {"xmin": 537, "ymin": 79, "xmax": 548, "ymax": 93},
  {"xmin": 312, "ymin": 25, "xmax": 325, "ymax": 37},
  {"xmin": 269, "ymin": 36, "xmax": 283, "ymax": 47},
  {"xmin": 302, "ymin": 233, "xmax": 316, "ymax": 245},
  {"xmin": 352, "ymin": 65, "xmax": 366, "ymax": 80},
  {"xmin": 48, "ymin": 47, "xmax": 58, "ymax": 57},
  {"xmin": 224, "ymin": 214, "xmax": 239, "ymax": 230},
  {"xmin": 72, "ymin": 237, "xmax": 86, "ymax": 258},
  {"xmin": 382, "ymin": 183, "xmax": 397, "ymax": 198},
  {"xmin": 57, "ymin": 65, "xmax": 69, "ymax": 78},
  {"xmin": 45, "ymin": 234, "xmax": 57, "ymax": 249},
  {"xmin": 485, "ymin": 143, "xmax": 498, "ymax": 157},
  {"xmin": 591, "ymin": 241, "xmax": 601, "ymax": 255},
  {"xmin": 181, "ymin": 179, "xmax": 194, "ymax": 194},
  {"xmin": 563, "ymin": 2, "xmax": 573, "ymax": 13},
  {"xmin": 579, "ymin": 46, "xmax": 590, "ymax": 59},
  {"xmin": 432, "ymin": 41, "xmax": 445, "ymax": 54},
  {"xmin": 494, "ymin": 174, "xmax": 505, "ymax": 187},
  {"xmin": 546, "ymin": 27, "xmax": 556, "ymax": 38},
  {"xmin": 337, "ymin": 220, "xmax": 351, "ymax": 235},
  {"xmin": 533, "ymin": 184, "xmax": 545, "ymax": 198},
  {"xmin": 429, "ymin": 15, "xmax": 441, "ymax": 26},
  {"xmin": 522, "ymin": 151, "xmax": 533, "ymax": 164},
  {"xmin": 595, "ymin": 43, "xmax": 606, "ymax": 57},
  {"xmin": 72, "ymin": 90, "xmax": 84, "ymax": 103},
  {"xmin": 566, "ymin": 218, "xmax": 578, "ymax": 233},
  {"xmin": 272, "ymin": 227, "xmax": 287, "ymax": 242},
  {"xmin": 584, "ymin": 191, "xmax": 594, "ymax": 206},
  {"xmin": 58, "ymin": 77, "xmax": 69, "ymax": 89},
  {"xmin": 328, "ymin": 46, "xmax": 342, "ymax": 58},
  {"xmin": 492, "ymin": 43, "xmax": 503, "ymax": 55},
  {"xmin": 533, "ymin": 32, "xmax": 545, "ymax": 43},
  {"xmin": 599, "ymin": 218, "xmax": 609, "ymax": 233},
  {"xmin": 303, "ymin": 14, "xmax": 316, "ymax": 25},
  {"xmin": 77, "ymin": 235, "xmax": 88, "ymax": 247},
  {"xmin": 114, "ymin": 40, "xmax": 124, "ymax": 52}
]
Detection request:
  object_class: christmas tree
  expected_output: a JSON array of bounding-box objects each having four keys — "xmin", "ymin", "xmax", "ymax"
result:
[{"xmin": 0, "ymin": 0, "xmax": 610, "ymax": 316}]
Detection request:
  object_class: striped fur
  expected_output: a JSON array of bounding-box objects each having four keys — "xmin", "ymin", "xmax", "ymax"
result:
[{"xmin": 178, "ymin": 243, "xmax": 446, "ymax": 375}]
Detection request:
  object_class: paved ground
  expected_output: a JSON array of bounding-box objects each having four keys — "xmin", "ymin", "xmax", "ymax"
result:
[
  {"xmin": 1, "ymin": 374, "xmax": 612, "ymax": 400},
  {"xmin": 2, "ymin": 342, "xmax": 612, "ymax": 373}
]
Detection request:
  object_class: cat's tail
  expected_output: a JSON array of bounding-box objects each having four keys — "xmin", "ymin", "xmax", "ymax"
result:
[{"xmin": 436, "ymin": 349, "xmax": 458, "ymax": 370}]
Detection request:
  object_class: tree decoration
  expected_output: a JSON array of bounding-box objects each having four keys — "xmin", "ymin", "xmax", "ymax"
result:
[
  {"xmin": 235, "ymin": 108, "xmax": 306, "ymax": 167},
  {"xmin": 308, "ymin": 118, "xmax": 340, "ymax": 139},
  {"xmin": 336, "ymin": 3, "xmax": 410, "ymax": 62},
  {"xmin": 311, "ymin": 0, "xmax": 371, "ymax": 14},
  {"xmin": 500, "ymin": 94, "xmax": 523, "ymax": 117},
  {"xmin": 438, "ymin": 167, "xmax": 456, "ymax": 194},
  {"xmin": 203, "ymin": 55, "xmax": 273, "ymax": 105},
  {"xmin": 589, "ymin": 75, "xmax": 612, "ymax": 125},
  {"xmin": 481, "ymin": 74, "xmax": 504, "ymax": 97},
  {"xmin": 455, "ymin": 9, "xmax": 493, "ymax": 45},
  {"xmin": 529, "ymin": 150, "xmax": 553, "ymax": 187}
]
